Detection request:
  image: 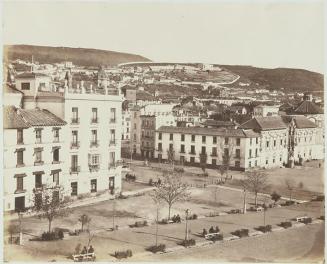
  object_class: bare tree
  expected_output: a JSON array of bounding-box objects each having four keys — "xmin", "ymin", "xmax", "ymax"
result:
[
  {"xmin": 78, "ymin": 214, "xmax": 92, "ymax": 232},
  {"xmin": 285, "ymin": 179, "xmax": 296, "ymax": 201},
  {"xmin": 245, "ymin": 170, "xmax": 269, "ymax": 207},
  {"xmin": 239, "ymin": 176, "xmax": 250, "ymax": 214},
  {"xmin": 32, "ymin": 184, "xmax": 70, "ymax": 232},
  {"xmin": 218, "ymin": 140, "xmax": 235, "ymax": 179},
  {"xmin": 153, "ymin": 171, "xmax": 190, "ymax": 220}
]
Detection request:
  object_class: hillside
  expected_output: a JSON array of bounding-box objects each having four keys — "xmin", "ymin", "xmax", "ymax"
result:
[
  {"xmin": 4, "ymin": 45, "xmax": 151, "ymax": 67},
  {"xmin": 220, "ymin": 65, "xmax": 324, "ymax": 93}
]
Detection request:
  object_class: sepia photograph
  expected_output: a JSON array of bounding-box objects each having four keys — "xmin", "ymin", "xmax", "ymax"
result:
[{"xmin": 1, "ymin": 0, "xmax": 325, "ymax": 262}]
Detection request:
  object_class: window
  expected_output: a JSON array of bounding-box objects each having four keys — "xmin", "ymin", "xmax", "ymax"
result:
[
  {"xmin": 71, "ymin": 155, "xmax": 78, "ymax": 171},
  {"xmin": 16, "ymin": 176, "xmax": 24, "ymax": 191},
  {"xmin": 17, "ymin": 130, "xmax": 23, "ymax": 144},
  {"xmin": 89, "ymin": 154, "xmax": 100, "ymax": 170},
  {"xmin": 190, "ymin": 157, "xmax": 195, "ymax": 163},
  {"xmin": 255, "ymin": 148, "xmax": 258, "ymax": 157},
  {"xmin": 212, "ymin": 147, "xmax": 217, "ymax": 156},
  {"xmin": 21, "ymin": 82, "xmax": 30, "ymax": 90},
  {"xmin": 169, "ymin": 134, "xmax": 173, "ymax": 140},
  {"xmin": 250, "ymin": 139, "xmax": 252, "ymax": 146},
  {"xmin": 72, "ymin": 107, "xmax": 79, "ymax": 123},
  {"xmin": 71, "ymin": 182, "xmax": 78, "ymax": 196},
  {"xmin": 255, "ymin": 160, "xmax": 257, "ymax": 166},
  {"xmin": 53, "ymin": 172, "xmax": 59, "ymax": 185},
  {"xmin": 134, "ymin": 123, "xmax": 136, "ymax": 129},
  {"xmin": 266, "ymin": 141, "xmax": 269, "ymax": 148},
  {"xmin": 35, "ymin": 129, "xmax": 42, "ymax": 143},
  {"xmin": 224, "ymin": 148, "xmax": 229, "ymax": 157},
  {"xmin": 249, "ymin": 149, "xmax": 252, "ymax": 158},
  {"xmin": 235, "ymin": 161, "xmax": 240, "ymax": 168},
  {"xmin": 236, "ymin": 138, "xmax": 240, "ymax": 146},
  {"xmin": 213, "ymin": 136, "xmax": 217, "ymax": 144},
  {"xmin": 280, "ymin": 139, "xmax": 283, "ymax": 146},
  {"xmin": 225, "ymin": 137, "xmax": 229, "ymax": 145},
  {"xmin": 249, "ymin": 161, "xmax": 251, "ymax": 168},
  {"xmin": 201, "ymin": 146, "xmax": 206, "ymax": 154},
  {"xmin": 91, "ymin": 130, "xmax": 98, "ymax": 146},
  {"xmin": 235, "ymin": 149, "xmax": 240, "ymax": 158},
  {"xmin": 16, "ymin": 150, "xmax": 24, "ymax": 166},
  {"xmin": 273, "ymin": 158, "xmax": 275, "ymax": 163},
  {"xmin": 91, "ymin": 108, "xmax": 98, "ymax": 123},
  {"xmin": 158, "ymin": 133, "xmax": 162, "ymax": 140},
  {"xmin": 191, "ymin": 135, "xmax": 195, "ymax": 142},
  {"xmin": 181, "ymin": 134, "xmax": 185, "ymax": 142},
  {"xmin": 212, "ymin": 159, "xmax": 217, "ymax": 165},
  {"xmin": 53, "ymin": 128, "xmax": 60, "ymax": 142},
  {"xmin": 109, "ymin": 152, "xmax": 115, "ymax": 166},
  {"xmin": 91, "ymin": 179, "xmax": 97, "ymax": 193},
  {"xmin": 110, "ymin": 108, "xmax": 116, "ymax": 123},
  {"xmin": 169, "ymin": 143, "xmax": 173, "ymax": 151},
  {"xmin": 110, "ymin": 129, "xmax": 116, "ymax": 144},
  {"xmin": 53, "ymin": 148, "xmax": 60, "ymax": 163},
  {"xmin": 202, "ymin": 136, "xmax": 206, "ymax": 143},
  {"xmin": 158, "ymin": 143, "xmax": 162, "ymax": 151},
  {"xmin": 34, "ymin": 148, "xmax": 43, "ymax": 165},
  {"xmin": 273, "ymin": 140, "xmax": 276, "ymax": 147},
  {"xmin": 266, "ymin": 159, "xmax": 268, "ymax": 165},
  {"xmin": 191, "ymin": 145, "xmax": 195, "ymax": 154},
  {"xmin": 256, "ymin": 138, "xmax": 259, "ymax": 144},
  {"xmin": 35, "ymin": 173, "xmax": 42, "ymax": 188},
  {"xmin": 39, "ymin": 82, "xmax": 46, "ymax": 90},
  {"xmin": 180, "ymin": 144, "xmax": 185, "ymax": 153}
]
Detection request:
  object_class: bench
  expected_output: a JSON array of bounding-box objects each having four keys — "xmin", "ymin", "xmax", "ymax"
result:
[
  {"xmin": 72, "ymin": 253, "xmax": 95, "ymax": 262},
  {"xmin": 204, "ymin": 232, "xmax": 220, "ymax": 240}
]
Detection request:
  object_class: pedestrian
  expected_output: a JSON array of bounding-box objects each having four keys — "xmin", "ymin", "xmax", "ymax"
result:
[
  {"xmin": 215, "ymin": 226, "xmax": 219, "ymax": 233},
  {"xmin": 209, "ymin": 226, "xmax": 214, "ymax": 233},
  {"xmin": 81, "ymin": 246, "xmax": 87, "ymax": 254},
  {"xmin": 319, "ymin": 163, "xmax": 321, "ymax": 168},
  {"xmin": 202, "ymin": 228, "xmax": 207, "ymax": 236},
  {"xmin": 88, "ymin": 245, "xmax": 94, "ymax": 253}
]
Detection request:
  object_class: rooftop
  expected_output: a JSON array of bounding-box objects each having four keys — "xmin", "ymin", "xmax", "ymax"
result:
[
  {"xmin": 293, "ymin": 100, "xmax": 324, "ymax": 115},
  {"xmin": 3, "ymin": 106, "xmax": 66, "ymax": 129},
  {"xmin": 240, "ymin": 116, "xmax": 288, "ymax": 131},
  {"xmin": 281, "ymin": 115, "xmax": 317, "ymax": 129},
  {"xmin": 16, "ymin": 72, "xmax": 50, "ymax": 79},
  {"xmin": 156, "ymin": 126, "xmax": 259, "ymax": 138}
]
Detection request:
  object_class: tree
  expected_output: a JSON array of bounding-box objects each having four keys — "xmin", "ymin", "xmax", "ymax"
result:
[
  {"xmin": 199, "ymin": 152, "xmax": 208, "ymax": 175},
  {"xmin": 245, "ymin": 170, "xmax": 269, "ymax": 207},
  {"xmin": 32, "ymin": 185, "xmax": 70, "ymax": 233},
  {"xmin": 271, "ymin": 191, "xmax": 281, "ymax": 205},
  {"xmin": 239, "ymin": 177, "xmax": 250, "ymax": 214},
  {"xmin": 167, "ymin": 148, "xmax": 175, "ymax": 170},
  {"xmin": 285, "ymin": 179, "xmax": 296, "ymax": 201},
  {"xmin": 152, "ymin": 172, "xmax": 190, "ymax": 220},
  {"xmin": 78, "ymin": 214, "xmax": 92, "ymax": 231},
  {"xmin": 219, "ymin": 140, "xmax": 235, "ymax": 179}
]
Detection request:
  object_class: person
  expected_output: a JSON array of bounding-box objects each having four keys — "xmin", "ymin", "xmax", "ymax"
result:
[
  {"xmin": 215, "ymin": 226, "xmax": 219, "ymax": 233},
  {"xmin": 81, "ymin": 246, "xmax": 87, "ymax": 254},
  {"xmin": 88, "ymin": 245, "xmax": 94, "ymax": 253},
  {"xmin": 319, "ymin": 163, "xmax": 321, "ymax": 168},
  {"xmin": 202, "ymin": 228, "xmax": 207, "ymax": 236},
  {"xmin": 209, "ymin": 226, "xmax": 214, "ymax": 233}
]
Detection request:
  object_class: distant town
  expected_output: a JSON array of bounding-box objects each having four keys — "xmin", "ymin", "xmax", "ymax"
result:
[{"xmin": 3, "ymin": 55, "xmax": 325, "ymax": 262}]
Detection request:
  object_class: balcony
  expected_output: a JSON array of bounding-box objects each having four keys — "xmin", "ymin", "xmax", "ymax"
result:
[
  {"xmin": 34, "ymin": 161, "xmax": 44, "ymax": 166},
  {"xmin": 108, "ymin": 162, "xmax": 116, "ymax": 170},
  {"xmin": 35, "ymin": 138, "xmax": 42, "ymax": 144},
  {"xmin": 109, "ymin": 140, "xmax": 116, "ymax": 147},
  {"xmin": 234, "ymin": 155, "xmax": 241, "ymax": 159},
  {"xmin": 91, "ymin": 117, "xmax": 99, "ymax": 124},
  {"xmin": 156, "ymin": 148, "xmax": 163, "ymax": 152},
  {"xmin": 52, "ymin": 160, "xmax": 61, "ymax": 164},
  {"xmin": 180, "ymin": 150, "xmax": 185, "ymax": 154},
  {"xmin": 16, "ymin": 163, "xmax": 25, "ymax": 168},
  {"xmin": 90, "ymin": 140, "xmax": 99, "ymax": 148},
  {"xmin": 70, "ymin": 166, "xmax": 80, "ymax": 174},
  {"xmin": 210, "ymin": 153, "xmax": 218, "ymax": 157},
  {"xmin": 71, "ymin": 141, "xmax": 80, "ymax": 149},
  {"xmin": 71, "ymin": 118, "xmax": 80, "ymax": 125},
  {"xmin": 189, "ymin": 151, "xmax": 196, "ymax": 155},
  {"xmin": 53, "ymin": 137, "xmax": 60, "ymax": 143},
  {"xmin": 89, "ymin": 164, "xmax": 100, "ymax": 172}
]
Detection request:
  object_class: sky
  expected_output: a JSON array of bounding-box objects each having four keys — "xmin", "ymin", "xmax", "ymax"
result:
[{"xmin": 2, "ymin": 0, "xmax": 325, "ymax": 73}]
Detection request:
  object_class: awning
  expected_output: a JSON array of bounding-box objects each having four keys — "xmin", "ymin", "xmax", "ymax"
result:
[
  {"xmin": 14, "ymin": 148, "xmax": 26, "ymax": 153},
  {"xmin": 33, "ymin": 171, "xmax": 45, "ymax": 175},
  {"xmin": 51, "ymin": 169, "xmax": 62, "ymax": 174}
]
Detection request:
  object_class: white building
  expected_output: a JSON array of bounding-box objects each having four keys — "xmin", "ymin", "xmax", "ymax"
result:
[
  {"xmin": 3, "ymin": 106, "xmax": 66, "ymax": 212},
  {"xmin": 253, "ymin": 104, "xmax": 280, "ymax": 117}
]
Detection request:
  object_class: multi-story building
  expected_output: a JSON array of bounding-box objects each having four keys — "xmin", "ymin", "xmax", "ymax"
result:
[
  {"xmin": 9, "ymin": 69, "xmax": 124, "ymax": 198},
  {"xmin": 253, "ymin": 104, "xmax": 279, "ymax": 117},
  {"xmin": 3, "ymin": 106, "xmax": 66, "ymax": 211},
  {"xmin": 140, "ymin": 114, "xmax": 176, "ymax": 159},
  {"xmin": 121, "ymin": 109, "xmax": 131, "ymax": 154},
  {"xmin": 155, "ymin": 126, "xmax": 260, "ymax": 171}
]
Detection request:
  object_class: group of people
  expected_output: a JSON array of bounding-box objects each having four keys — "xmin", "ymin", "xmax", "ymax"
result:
[
  {"xmin": 171, "ymin": 214, "xmax": 181, "ymax": 223},
  {"xmin": 202, "ymin": 226, "xmax": 220, "ymax": 236},
  {"xmin": 80, "ymin": 245, "xmax": 95, "ymax": 255}
]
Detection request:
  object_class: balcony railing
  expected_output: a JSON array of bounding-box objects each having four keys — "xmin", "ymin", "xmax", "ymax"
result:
[
  {"xmin": 34, "ymin": 161, "xmax": 44, "ymax": 166},
  {"xmin": 156, "ymin": 148, "xmax": 163, "ymax": 152},
  {"xmin": 189, "ymin": 151, "xmax": 196, "ymax": 155},
  {"xmin": 109, "ymin": 140, "xmax": 116, "ymax": 146},
  {"xmin": 71, "ymin": 141, "xmax": 80, "ymax": 149},
  {"xmin": 90, "ymin": 140, "xmax": 99, "ymax": 147},
  {"xmin": 91, "ymin": 118, "xmax": 99, "ymax": 124},
  {"xmin": 89, "ymin": 164, "xmax": 100, "ymax": 172},
  {"xmin": 71, "ymin": 118, "xmax": 80, "ymax": 125},
  {"xmin": 108, "ymin": 160, "xmax": 123, "ymax": 169},
  {"xmin": 180, "ymin": 150, "xmax": 185, "ymax": 154},
  {"xmin": 70, "ymin": 166, "xmax": 80, "ymax": 174},
  {"xmin": 211, "ymin": 153, "xmax": 218, "ymax": 157}
]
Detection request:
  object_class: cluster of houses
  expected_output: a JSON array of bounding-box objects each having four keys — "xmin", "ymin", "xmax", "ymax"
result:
[{"xmin": 3, "ymin": 61, "xmax": 324, "ymax": 213}]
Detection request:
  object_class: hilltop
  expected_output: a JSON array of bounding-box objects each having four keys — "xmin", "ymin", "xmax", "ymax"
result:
[
  {"xmin": 220, "ymin": 65, "xmax": 324, "ymax": 93},
  {"xmin": 4, "ymin": 44, "xmax": 151, "ymax": 67}
]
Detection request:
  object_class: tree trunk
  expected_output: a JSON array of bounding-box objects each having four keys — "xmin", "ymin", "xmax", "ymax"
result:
[
  {"xmin": 48, "ymin": 220, "xmax": 52, "ymax": 233},
  {"xmin": 168, "ymin": 204, "xmax": 171, "ymax": 220},
  {"xmin": 243, "ymin": 190, "xmax": 247, "ymax": 214},
  {"xmin": 254, "ymin": 192, "xmax": 258, "ymax": 207}
]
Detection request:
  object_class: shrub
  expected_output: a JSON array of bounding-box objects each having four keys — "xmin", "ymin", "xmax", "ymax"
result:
[
  {"xmin": 174, "ymin": 167, "xmax": 184, "ymax": 173},
  {"xmin": 187, "ymin": 214, "xmax": 198, "ymax": 220},
  {"xmin": 41, "ymin": 231, "xmax": 63, "ymax": 241},
  {"xmin": 232, "ymin": 229, "xmax": 249, "ymax": 238},
  {"xmin": 301, "ymin": 217, "xmax": 312, "ymax": 224},
  {"xmin": 257, "ymin": 225, "xmax": 272, "ymax": 233},
  {"xmin": 280, "ymin": 221, "xmax": 292, "ymax": 228},
  {"xmin": 114, "ymin": 249, "xmax": 133, "ymax": 259},
  {"xmin": 179, "ymin": 239, "xmax": 196, "ymax": 247},
  {"xmin": 210, "ymin": 234, "xmax": 223, "ymax": 242},
  {"xmin": 171, "ymin": 215, "xmax": 181, "ymax": 223},
  {"xmin": 146, "ymin": 244, "xmax": 166, "ymax": 253},
  {"xmin": 284, "ymin": 200, "xmax": 295, "ymax": 206}
]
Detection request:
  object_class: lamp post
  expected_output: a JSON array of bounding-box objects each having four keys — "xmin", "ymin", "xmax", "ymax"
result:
[{"xmin": 185, "ymin": 209, "xmax": 190, "ymax": 241}]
